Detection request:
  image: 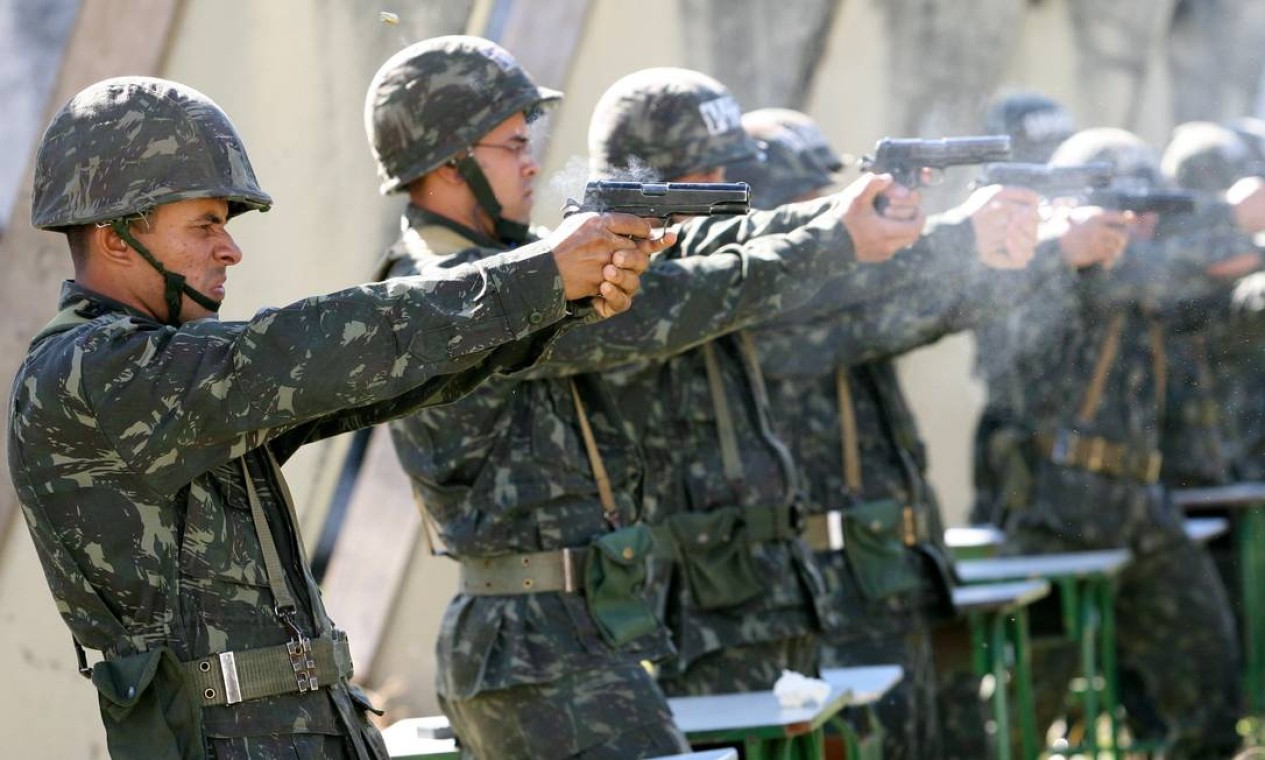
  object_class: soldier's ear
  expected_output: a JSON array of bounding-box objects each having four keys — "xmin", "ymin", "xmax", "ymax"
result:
[{"xmin": 96, "ymin": 223, "xmax": 139, "ymax": 266}]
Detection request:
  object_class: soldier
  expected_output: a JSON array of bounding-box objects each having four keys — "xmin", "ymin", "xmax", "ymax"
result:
[
  {"xmin": 731, "ymin": 108, "xmax": 1077, "ymax": 759},
  {"xmin": 9, "ymin": 76, "xmax": 648, "ymax": 759},
  {"xmin": 999, "ymin": 127, "xmax": 1265, "ymax": 757},
  {"xmin": 971, "ymin": 90, "xmax": 1087, "ymax": 528},
  {"xmin": 584, "ymin": 68, "xmax": 1036, "ymax": 700},
  {"xmin": 1158, "ymin": 122, "xmax": 1265, "ymax": 649},
  {"xmin": 364, "ymin": 43, "xmax": 922, "ymax": 759},
  {"xmin": 1159, "ymin": 121, "xmax": 1264, "ymax": 491}
]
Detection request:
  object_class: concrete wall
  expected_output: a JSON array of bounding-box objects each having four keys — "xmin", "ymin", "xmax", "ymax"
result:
[{"xmin": 0, "ymin": 0, "xmax": 1258, "ymax": 752}]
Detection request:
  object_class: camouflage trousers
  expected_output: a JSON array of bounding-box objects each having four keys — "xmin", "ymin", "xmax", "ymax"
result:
[
  {"xmin": 206, "ymin": 732, "xmax": 384, "ymax": 760},
  {"xmin": 1008, "ymin": 526, "xmax": 1241, "ymax": 759},
  {"xmin": 439, "ymin": 662, "xmax": 689, "ymax": 759},
  {"xmin": 658, "ymin": 634, "xmax": 819, "ymax": 697}
]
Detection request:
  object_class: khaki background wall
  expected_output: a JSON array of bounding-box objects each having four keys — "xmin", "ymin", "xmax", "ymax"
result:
[{"xmin": 0, "ymin": 0, "xmax": 1255, "ymax": 754}]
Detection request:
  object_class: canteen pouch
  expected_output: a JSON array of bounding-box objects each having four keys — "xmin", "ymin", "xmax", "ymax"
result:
[
  {"xmin": 668, "ymin": 507, "xmax": 764, "ymax": 611},
  {"xmin": 91, "ymin": 647, "xmax": 205, "ymax": 760},
  {"xmin": 842, "ymin": 499, "xmax": 923, "ymax": 601},
  {"xmin": 585, "ymin": 524, "xmax": 661, "ymax": 648}
]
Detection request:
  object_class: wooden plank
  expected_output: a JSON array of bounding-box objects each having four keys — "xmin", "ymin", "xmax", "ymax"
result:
[
  {"xmin": 956, "ymin": 549, "xmax": 1132, "ymax": 584},
  {"xmin": 1172, "ymin": 482, "xmax": 1265, "ymax": 509},
  {"xmin": 318, "ymin": 426, "xmax": 423, "ymax": 677},
  {"xmin": 951, "ymin": 579, "xmax": 1050, "ymax": 614},
  {"xmin": 0, "ymin": 0, "xmax": 180, "ymax": 555}
]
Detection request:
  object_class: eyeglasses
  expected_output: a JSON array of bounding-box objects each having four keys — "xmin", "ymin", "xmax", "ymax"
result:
[{"xmin": 473, "ymin": 137, "xmax": 534, "ymax": 160}]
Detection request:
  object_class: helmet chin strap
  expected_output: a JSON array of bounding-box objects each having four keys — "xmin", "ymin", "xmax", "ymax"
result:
[
  {"xmin": 453, "ymin": 155, "xmax": 531, "ymax": 245},
  {"xmin": 110, "ymin": 219, "xmax": 221, "ymax": 326}
]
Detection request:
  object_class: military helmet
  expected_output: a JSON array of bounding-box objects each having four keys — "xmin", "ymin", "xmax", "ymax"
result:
[
  {"xmin": 983, "ymin": 90, "xmax": 1076, "ymax": 163},
  {"xmin": 1224, "ymin": 116, "xmax": 1265, "ymax": 162},
  {"xmin": 1162, "ymin": 121, "xmax": 1255, "ymax": 193},
  {"xmin": 365, "ymin": 35, "xmax": 561, "ymax": 194},
  {"xmin": 31, "ymin": 77, "xmax": 271, "ymax": 231},
  {"xmin": 1050, "ymin": 127, "xmax": 1162, "ymax": 188},
  {"xmin": 727, "ymin": 108, "xmax": 842, "ymax": 209},
  {"xmin": 588, "ymin": 67, "xmax": 762, "ymax": 181}
]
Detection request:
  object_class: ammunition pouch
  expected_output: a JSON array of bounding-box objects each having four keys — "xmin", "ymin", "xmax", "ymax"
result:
[
  {"xmin": 91, "ymin": 647, "xmax": 205, "ymax": 760},
  {"xmin": 661, "ymin": 504, "xmax": 800, "ymax": 611},
  {"xmin": 1036, "ymin": 429, "xmax": 1162, "ymax": 484},
  {"xmin": 839, "ymin": 499, "xmax": 925, "ymax": 601},
  {"xmin": 805, "ymin": 499, "xmax": 958, "ymax": 610},
  {"xmin": 584, "ymin": 525, "xmax": 660, "ymax": 648}
]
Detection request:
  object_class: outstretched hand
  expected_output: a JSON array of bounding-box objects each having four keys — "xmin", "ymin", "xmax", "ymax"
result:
[
  {"xmin": 546, "ymin": 211, "xmax": 675, "ymax": 318},
  {"xmin": 838, "ymin": 173, "xmax": 926, "ymax": 263}
]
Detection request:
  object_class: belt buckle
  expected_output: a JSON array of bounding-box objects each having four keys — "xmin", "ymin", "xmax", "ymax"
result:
[
  {"xmin": 826, "ymin": 511, "xmax": 845, "ymax": 552},
  {"xmin": 219, "ymin": 651, "xmax": 243, "ymax": 705},
  {"xmin": 901, "ymin": 505, "xmax": 917, "ymax": 547},
  {"xmin": 1085, "ymin": 437, "xmax": 1107, "ymax": 472},
  {"xmin": 287, "ymin": 636, "xmax": 318, "ymax": 693},
  {"xmin": 562, "ymin": 547, "xmax": 577, "ymax": 594},
  {"xmin": 1050, "ymin": 429, "xmax": 1073, "ymax": 465}
]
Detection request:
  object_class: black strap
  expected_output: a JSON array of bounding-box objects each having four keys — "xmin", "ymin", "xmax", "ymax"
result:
[
  {"xmin": 110, "ymin": 219, "xmax": 221, "ymax": 325},
  {"xmin": 453, "ymin": 155, "xmax": 531, "ymax": 245}
]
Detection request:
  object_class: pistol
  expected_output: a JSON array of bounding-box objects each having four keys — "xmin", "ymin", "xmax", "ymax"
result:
[
  {"xmin": 976, "ymin": 162, "xmax": 1114, "ymax": 198},
  {"xmin": 563, "ymin": 181, "xmax": 751, "ymax": 224},
  {"xmin": 1087, "ymin": 187, "xmax": 1198, "ymax": 216},
  {"xmin": 862, "ymin": 136, "xmax": 1013, "ymax": 189}
]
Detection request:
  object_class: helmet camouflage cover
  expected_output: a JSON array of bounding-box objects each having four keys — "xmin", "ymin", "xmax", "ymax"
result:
[
  {"xmin": 31, "ymin": 76, "xmax": 271, "ymax": 230},
  {"xmin": 365, "ymin": 35, "xmax": 561, "ymax": 194},
  {"xmin": 1163, "ymin": 121, "xmax": 1256, "ymax": 193},
  {"xmin": 726, "ymin": 108, "xmax": 842, "ymax": 209},
  {"xmin": 1050, "ymin": 127, "xmax": 1162, "ymax": 188},
  {"xmin": 588, "ymin": 67, "xmax": 762, "ymax": 181},
  {"xmin": 983, "ymin": 90, "xmax": 1076, "ymax": 164}
]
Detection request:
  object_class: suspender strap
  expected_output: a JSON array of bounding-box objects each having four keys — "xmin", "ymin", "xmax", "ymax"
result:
[
  {"xmin": 1077, "ymin": 313, "xmax": 1125, "ymax": 425},
  {"xmin": 1149, "ymin": 321, "xmax": 1167, "ymax": 417},
  {"xmin": 569, "ymin": 378, "xmax": 619, "ymax": 522},
  {"xmin": 835, "ymin": 367, "xmax": 863, "ymax": 494},
  {"xmin": 240, "ymin": 457, "xmax": 299, "ymax": 615},
  {"xmin": 737, "ymin": 331, "xmax": 798, "ymax": 507},
  {"xmin": 702, "ymin": 342, "xmax": 747, "ymax": 490}
]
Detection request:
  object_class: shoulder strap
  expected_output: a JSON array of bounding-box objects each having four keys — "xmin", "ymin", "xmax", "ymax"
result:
[
  {"xmin": 240, "ymin": 456, "xmax": 300, "ymax": 616},
  {"xmin": 1077, "ymin": 313, "xmax": 1126, "ymax": 425},
  {"xmin": 702, "ymin": 341, "xmax": 747, "ymax": 492},
  {"xmin": 1149, "ymin": 321, "xmax": 1167, "ymax": 419},
  {"xmin": 835, "ymin": 367, "xmax": 863, "ymax": 495},
  {"xmin": 568, "ymin": 378, "xmax": 620, "ymax": 525}
]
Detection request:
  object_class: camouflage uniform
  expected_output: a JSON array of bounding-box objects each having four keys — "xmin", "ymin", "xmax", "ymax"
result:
[
  {"xmin": 999, "ymin": 128, "xmax": 1243, "ymax": 758},
  {"xmin": 1158, "ymin": 123, "xmax": 1265, "ymax": 647},
  {"xmin": 971, "ymin": 91, "xmax": 1077, "ymax": 526},
  {"xmin": 584, "ymin": 69, "xmax": 869, "ymax": 697},
  {"xmin": 736, "ymin": 108, "xmax": 1074, "ymax": 759},
  {"xmin": 10, "ymin": 77, "xmax": 577, "ymax": 760},
  {"xmin": 367, "ymin": 47, "xmax": 876, "ymax": 758}
]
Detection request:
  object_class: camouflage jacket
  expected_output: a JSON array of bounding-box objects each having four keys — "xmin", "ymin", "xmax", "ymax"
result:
[
  {"xmin": 8, "ymin": 247, "xmax": 569, "ymax": 749},
  {"xmin": 1001, "ymin": 204, "xmax": 1252, "ymax": 550},
  {"xmin": 752, "ymin": 221, "xmax": 1074, "ymax": 619},
  {"xmin": 1162, "ymin": 269, "xmax": 1265, "ymax": 485},
  {"xmin": 591, "ymin": 199, "xmax": 957, "ymax": 674},
  {"xmin": 383, "ymin": 199, "xmax": 869, "ymax": 698}
]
